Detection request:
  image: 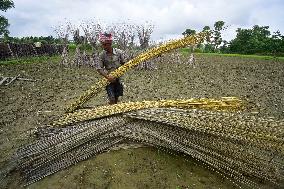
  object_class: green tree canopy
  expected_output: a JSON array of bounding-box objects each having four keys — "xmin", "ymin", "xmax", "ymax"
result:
[
  {"xmin": 212, "ymin": 21, "xmax": 226, "ymax": 50},
  {"xmin": 229, "ymin": 25, "xmax": 273, "ymax": 54},
  {"xmin": 3, "ymin": 35, "xmax": 62, "ymax": 44},
  {"xmin": 200, "ymin": 21, "xmax": 226, "ymax": 52},
  {"xmin": 0, "ymin": 15, "xmax": 8, "ymax": 35},
  {"xmin": 182, "ymin": 28, "xmax": 196, "ymax": 36},
  {"xmin": 0, "ymin": 0, "xmax": 14, "ymax": 11},
  {"xmin": 182, "ymin": 21, "xmax": 284, "ymax": 56},
  {"xmin": 202, "ymin": 26, "xmax": 210, "ymax": 31},
  {"xmin": 214, "ymin": 21, "xmax": 225, "ymax": 31},
  {"xmin": 269, "ymin": 30, "xmax": 284, "ymax": 54},
  {"xmin": 0, "ymin": 0, "xmax": 14, "ymax": 36},
  {"xmin": 202, "ymin": 26, "xmax": 212, "ymax": 47}
]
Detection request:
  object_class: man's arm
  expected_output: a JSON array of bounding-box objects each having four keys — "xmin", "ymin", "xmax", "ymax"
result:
[{"xmin": 97, "ymin": 69, "xmax": 116, "ymax": 82}]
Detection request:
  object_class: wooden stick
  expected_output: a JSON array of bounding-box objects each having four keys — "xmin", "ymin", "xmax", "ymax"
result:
[
  {"xmin": 5, "ymin": 74, "xmax": 20, "ymax": 86},
  {"xmin": 0, "ymin": 75, "xmax": 37, "ymax": 85},
  {"xmin": 17, "ymin": 78, "xmax": 37, "ymax": 82},
  {"xmin": 0, "ymin": 77, "xmax": 9, "ymax": 85}
]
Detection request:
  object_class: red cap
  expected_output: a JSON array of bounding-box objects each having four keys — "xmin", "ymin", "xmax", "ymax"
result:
[{"xmin": 99, "ymin": 33, "xmax": 113, "ymax": 43}]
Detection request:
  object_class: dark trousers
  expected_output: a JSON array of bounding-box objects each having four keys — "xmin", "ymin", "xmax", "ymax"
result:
[{"xmin": 106, "ymin": 78, "xmax": 123, "ymax": 101}]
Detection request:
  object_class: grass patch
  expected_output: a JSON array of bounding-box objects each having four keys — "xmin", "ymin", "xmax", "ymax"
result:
[
  {"xmin": 196, "ymin": 53, "xmax": 284, "ymax": 61},
  {"xmin": 0, "ymin": 55, "xmax": 60, "ymax": 65},
  {"xmin": 199, "ymin": 52, "xmax": 283, "ymax": 59},
  {"xmin": 179, "ymin": 48, "xmax": 284, "ymax": 61}
]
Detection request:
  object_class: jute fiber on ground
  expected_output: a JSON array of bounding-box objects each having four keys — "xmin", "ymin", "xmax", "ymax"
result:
[{"xmin": 1, "ymin": 33, "xmax": 283, "ymax": 188}]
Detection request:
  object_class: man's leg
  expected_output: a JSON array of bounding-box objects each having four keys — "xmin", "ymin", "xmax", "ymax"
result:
[
  {"xmin": 106, "ymin": 83, "xmax": 116, "ymax": 105},
  {"xmin": 109, "ymin": 99, "xmax": 116, "ymax": 105},
  {"xmin": 114, "ymin": 80, "xmax": 123, "ymax": 104}
]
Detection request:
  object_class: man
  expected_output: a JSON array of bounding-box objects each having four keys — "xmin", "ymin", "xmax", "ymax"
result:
[{"xmin": 95, "ymin": 33, "xmax": 125, "ymax": 104}]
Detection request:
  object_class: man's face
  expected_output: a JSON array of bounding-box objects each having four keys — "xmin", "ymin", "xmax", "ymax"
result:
[{"xmin": 102, "ymin": 40, "xmax": 112, "ymax": 51}]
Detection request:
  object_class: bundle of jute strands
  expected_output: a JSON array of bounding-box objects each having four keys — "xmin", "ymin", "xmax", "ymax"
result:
[
  {"xmin": 65, "ymin": 32, "xmax": 206, "ymax": 113},
  {"xmin": 2, "ymin": 103, "xmax": 283, "ymax": 188},
  {"xmin": 54, "ymin": 97, "xmax": 242, "ymax": 126}
]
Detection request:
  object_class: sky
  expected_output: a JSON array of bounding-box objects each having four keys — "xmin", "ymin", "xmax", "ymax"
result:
[{"xmin": 2, "ymin": 0, "xmax": 284, "ymax": 42}]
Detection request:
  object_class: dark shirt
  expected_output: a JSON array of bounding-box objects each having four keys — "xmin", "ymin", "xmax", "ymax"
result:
[{"xmin": 95, "ymin": 48, "xmax": 125, "ymax": 74}]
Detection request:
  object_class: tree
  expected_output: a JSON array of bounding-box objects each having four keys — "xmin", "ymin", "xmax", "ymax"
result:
[
  {"xmin": 137, "ymin": 22, "xmax": 154, "ymax": 49},
  {"xmin": 219, "ymin": 40, "xmax": 229, "ymax": 53},
  {"xmin": 228, "ymin": 28, "xmax": 252, "ymax": 54},
  {"xmin": 202, "ymin": 26, "xmax": 214, "ymax": 52},
  {"xmin": 270, "ymin": 30, "xmax": 284, "ymax": 56},
  {"xmin": 0, "ymin": 0, "xmax": 14, "ymax": 36},
  {"xmin": 203, "ymin": 26, "xmax": 210, "ymax": 31},
  {"xmin": 0, "ymin": 0, "xmax": 14, "ymax": 11},
  {"xmin": 202, "ymin": 26, "xmax": 211, "ymax": 42},
  {"xmin": 200, "ymin": 22, "xmax": 227, "ymax": 53},
  {"xmin": 229, "ymin": 25, "xmax": 272, "ymax": 54},
  {"xmin": 212, "ymin": 21, "xmax": 226, "ymax": 51},
  {"xmin": 136, "ymin": 22, "xmax": 156, "ymax": 70},
  {"xmin": 80, "ymin": 20, "xmax": 102, "ymax": 51},
  {"xmin": 53, "ymin": 20, "xmax": 73, "ymax": 66},
  {"xmin": 182, "ymin": 29, "xmax": 196, "ymax": 36},
  {"xmin": 0, "ymin": 16, "xmax": 9, "ymax": 35},
  {"xmin": 182, "ymin": 28, "xmax": 197, "ymax": 52},
  {"xmin": 73, "ymin": 28, "xmax": 84, "ymax": 45},
  {"xmin": 112, "ymin": 22, "xmax": 136, "ymax": 50}
]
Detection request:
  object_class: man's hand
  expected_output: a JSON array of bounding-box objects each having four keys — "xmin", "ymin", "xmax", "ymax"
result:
[{"xmin": 106, "ymin": 74, "xmax": 116, "ymax": 83}]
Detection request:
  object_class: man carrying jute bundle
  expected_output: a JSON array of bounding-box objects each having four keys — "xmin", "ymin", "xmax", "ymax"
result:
[{"xmin": 95, "ymin": 33, "xmax": 125, "ymax": 104}]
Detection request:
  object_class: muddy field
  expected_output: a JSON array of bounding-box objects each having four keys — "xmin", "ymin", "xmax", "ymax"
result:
[{"xmin": 1, "ymin": 54, "xmax": 284, "ymax": 188}]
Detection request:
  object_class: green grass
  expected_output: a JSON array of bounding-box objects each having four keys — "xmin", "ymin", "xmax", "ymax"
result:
[
  {"xmin": 0, "ymin": 55, "xmax": 60, "ymax": 65},
  {"xmin": 179, "ymin": 47, "xmax": 284, "ymax": 61},
  {"xmin": 196, "ymin": 52, "xmax": 284, "ymax": 60}
]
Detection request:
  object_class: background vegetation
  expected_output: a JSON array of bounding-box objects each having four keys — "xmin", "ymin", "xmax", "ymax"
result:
[
  {"xmin": 183, "ymin": 21, "xmax": 284, "ymax": 56},
  {"xmin": 1, "ymin": 0, "xmax": 283, "ymax": 58}
]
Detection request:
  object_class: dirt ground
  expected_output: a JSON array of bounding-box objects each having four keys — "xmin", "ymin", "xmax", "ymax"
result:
[{"xmin": 0, "ymin": 54, "xmax": 284, "ymax": 188}]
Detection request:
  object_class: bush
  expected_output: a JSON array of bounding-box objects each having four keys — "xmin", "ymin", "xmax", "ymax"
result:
[
  {"xmin": 193, "ymin": 48, "xmax": 203, "ymax": 53},
  {"xmin": 179, "ymin": 48, "xmax": 190, "ymax": 56},
  {"xmin": 39, "ymin": 40, "xmax": 48, "ymax": 44},
  {"xmin": 79, "ymin": 43, "xmax": 93, "ymax": 52},
  {"xmin": 68, "ymin": 43, "xmax": 77, "ymax": 53}
]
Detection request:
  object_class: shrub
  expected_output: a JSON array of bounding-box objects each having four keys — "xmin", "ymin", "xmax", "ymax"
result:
[{"xmin": 194, "ymin": 48, "xmax": 203, "ymax": 53}]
